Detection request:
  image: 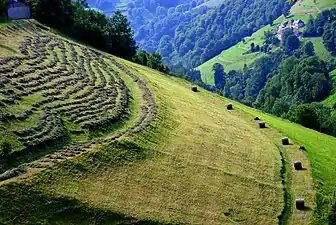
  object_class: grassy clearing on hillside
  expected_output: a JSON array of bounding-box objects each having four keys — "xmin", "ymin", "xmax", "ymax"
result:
[
  {"xmin": 197, "ymin": 14, "xmax": 313, "ymax": 85},
  {"xmin": 302, "ymin": 37, "xmax": 333, "ymax": 61},
  {"xmin": 291, "ymin": 0, "xmax": 336, "ymax": 14},
  {"xmin": 200, "ymin": 0, "xmax": 227, "ymax": 7},
  {"xmin": 323, "ymin": 69, "xmax": 336, "ymax": 107},
  {"xmin": 197, "ymin": 46, "xmax": 265, "ymax": 85}
]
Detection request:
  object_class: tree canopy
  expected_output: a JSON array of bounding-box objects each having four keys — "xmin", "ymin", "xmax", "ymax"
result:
[
  {"xmin": 116, "ymin": 0, "xmax": 291, "ymax": 69},
  {"xmin": 304, "ymin": 41, "xmax": 315, "ymax": 56},
  {"xmin": 0, "ymin": 0, "xmax": 8, "ymax": 16}
]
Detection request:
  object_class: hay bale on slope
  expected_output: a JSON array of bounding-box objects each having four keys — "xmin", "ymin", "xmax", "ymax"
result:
[
  {"xmin": 296, "ymin": 199, "xmax": 305, "ymax": 210},
  {"xmin": 191, "ymin": 86, "xmax": 198, "ymax": 92},
  {"xmin": 258, "ymin": 121, "xmax": 266, "ymax": 128},
  {"xmin": 282, "ymin": 137, "xmax": 289, "ymax": 145},
  {"xmin": 294, "ymin": 161, "xmax": 303, "ymax": 170},
  {"xmin": 227, "ymin": 103, "xmax": 233, "ymax": 110},
  {"xmin": 254, "ymin": 117, "xmax": 260, "ymax": 120}
]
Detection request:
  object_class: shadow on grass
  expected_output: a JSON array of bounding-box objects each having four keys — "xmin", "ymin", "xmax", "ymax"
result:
[
  {"xmin": 0, "ymin": 136, "xmax": 71, "ymax": 174},
  {"xmin": 0, "ymin": 182, "xmax": 176, "ymax": 225},
  {"xmin": 302, "ymin": 206, "xmax": 312, "ymax": 211}
]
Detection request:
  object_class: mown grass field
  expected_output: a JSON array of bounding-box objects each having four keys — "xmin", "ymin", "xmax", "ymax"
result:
[
  {"xmin": 0, "ymin": 20, "xmax": 328, "ymax": 224},
  {"xmin": 198, "ymin": 0, "xmax": 336, "ymax": 85},
  {"xmin": 0, "ymin": 20, "xmax": 335, "ymax": 225},
  {"xmin": 0, "ymin": 22, "xmax": 286, "ymax": 224}
]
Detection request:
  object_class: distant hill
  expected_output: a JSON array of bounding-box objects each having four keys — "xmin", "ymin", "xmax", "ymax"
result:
[{"xmin": 198, "ymin": 0, "xmax": 336, "ymax": 85}]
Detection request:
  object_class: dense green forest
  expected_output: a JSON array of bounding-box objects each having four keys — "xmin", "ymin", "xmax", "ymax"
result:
[
  {"xmin": 0, "ymin": 0, "xmax": 8, "ymax": 17},
  {"xmin": 211, "ymin": 9, "xmax": 336, "ymax": 136},
  {"xmin": 99, "ymin": 0, "xmax": 291, "ymax": 69}
]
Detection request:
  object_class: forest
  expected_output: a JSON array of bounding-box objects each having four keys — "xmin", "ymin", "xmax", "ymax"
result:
[
  {"xmin": 211, "ymin": 9, "xmax": 336, "ymax": 136},
  {"xmin": 115, "ymin": 0, "xmax": 291, "ymax": 69},
  {"xmin": 0, "ymin": 0, "xmax": 8, "ymax": 18}
]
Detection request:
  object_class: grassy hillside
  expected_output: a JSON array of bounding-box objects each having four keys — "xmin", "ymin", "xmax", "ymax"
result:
[
  {"xmin": 198, "ymin": 0, "xmax": 336, "ymax": 85},
  {"xmin": 0, "ymin": 20, "xmax": 335, "ymax": 225},
  {"xmin": 302, "ymin": 37, "xmax": 334, "ymax": 61},
  {"xmin": 291, "ymin": 0, "xmax": 335, "ymax": 14},
  {"xmin": 87, "ymin": 0, "xmax": 132, "ymax": 12},
  {"xmin": 200, "ymin": 0, "xmax": 227, "ymax": 8},
  {"xmin": 322, "ymin": 69, "xmax": 336, "ymax": 107}
]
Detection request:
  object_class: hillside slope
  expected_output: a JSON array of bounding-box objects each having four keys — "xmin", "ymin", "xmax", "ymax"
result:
[
  {"xmin": 198, "ymin": 0, "xmax": 336, "ymax": 85},
  {"xmin": 0, "ymin": 21, "xmax": 335, "ymax": 225}
]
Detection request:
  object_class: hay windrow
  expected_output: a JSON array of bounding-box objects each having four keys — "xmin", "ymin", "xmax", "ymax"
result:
[{"xmin": 0, "ymin": 23, "xmax": 157, "ymax": 180}]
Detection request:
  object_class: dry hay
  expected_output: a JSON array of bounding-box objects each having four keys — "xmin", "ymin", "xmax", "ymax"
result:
[
  {"xmin": 258, "ymin": 121, "xmax": 266, "ymax": 129},
  {"xmin": 282, "ymin": 137, "xmax": 289, "ymax": 145},
  {"xmin": 191, "ymin": 86, "xmax": 198, "ymax": 92},
  {"xmin": 294, "ymin": 161, "xmax": 303, "ymax": 170},
  {"xmin": 296, "ymin": 198, "xmax": 305, "ymax": 210}
]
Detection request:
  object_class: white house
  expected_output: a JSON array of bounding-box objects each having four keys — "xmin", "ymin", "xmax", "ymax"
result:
[
  {"xmin": 293, "ymin": 19, "xmax": 305, "ymax": 29},
  {"xmin": 7, "ymin": 0, "xmax": 31, "ymax": 20}
]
